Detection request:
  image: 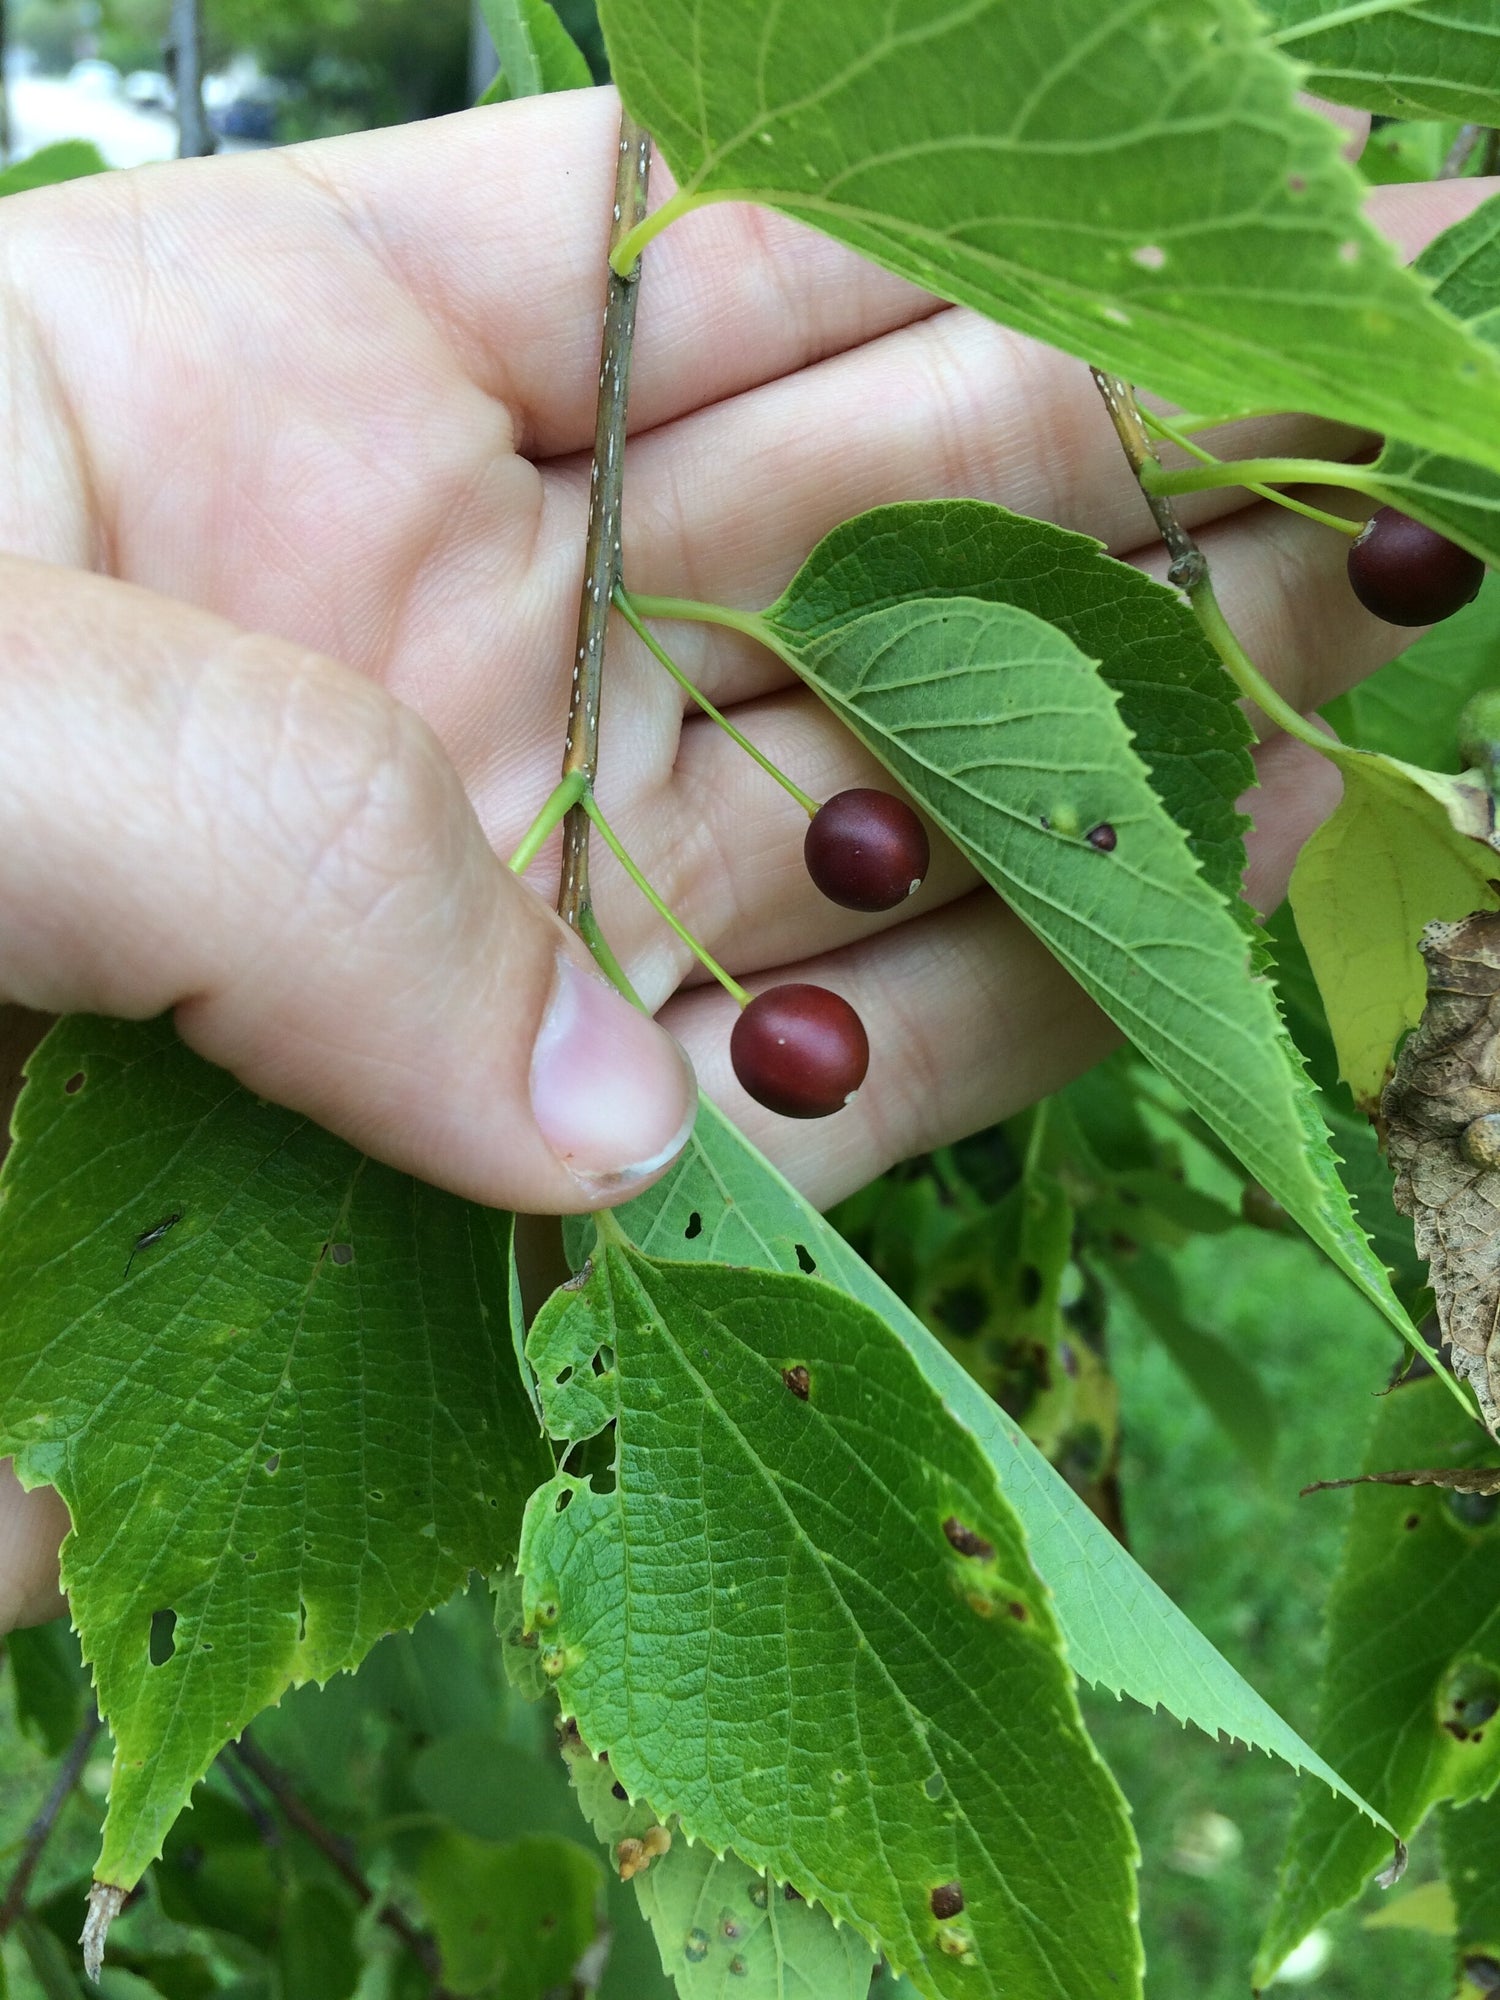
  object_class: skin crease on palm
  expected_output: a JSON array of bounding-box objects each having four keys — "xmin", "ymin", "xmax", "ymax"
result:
[{"xmin": 0, "ymin": 83, "xmax": 1491, "ymax": 1633}]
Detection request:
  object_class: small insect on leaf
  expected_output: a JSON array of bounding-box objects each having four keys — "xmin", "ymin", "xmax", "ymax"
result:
[{"xmin": 123, "ymin": 1209, "xmax": 184, "ymax": 1278}]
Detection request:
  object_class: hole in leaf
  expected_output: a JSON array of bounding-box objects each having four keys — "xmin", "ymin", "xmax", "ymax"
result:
[
  {"xmin": 684, "ymin": 1211, "xmax": 703, "ymax": 1240},
  {"xmin": 794, "ymin": 1244, "xmax": 816, "ymax": 1274},
  {"xmin": 932, "ymin": 1283, "xmax": 988, "ymax": 1337},
  {"xmin": 923, "ymin": 1772, "xmax": 946, "ymax": 1800},
  {"xmin": 64, "ymin": 1072, "xmax": 86, "ymax": 1095},
  {"xmin": 264, "ymin": 1453, "xmax": 280, "ymax": 1475},
  {"xmin": 298, "ymin": 1601, "xmax": 308, "ymax": 1642},
  {"xmin": 612, "ymin": 1781, "xmax": 628, "ymax": 1801},
  {"xmin": 556, "ymin": 1366, "xmax": 574, "ymax": 1386},
  {"xmin": 149, "ymin": 1608, "xmax": 177, "ymax": 1666},
  {"xmin": 1338, "ymin": 239, "xmax": 1360, "ymax": 265},
  {"xmin": 556, "ymin": 1488, "xmax": 574, "ymax": 1513}
]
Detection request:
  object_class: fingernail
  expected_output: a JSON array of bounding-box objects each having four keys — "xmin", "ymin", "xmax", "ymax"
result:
[{"xmin": 531, "ymin": 952, "xmax": 697, "ymax": 1192}]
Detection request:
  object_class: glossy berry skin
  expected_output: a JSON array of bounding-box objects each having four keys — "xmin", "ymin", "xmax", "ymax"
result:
[
  {"xmin": 804, "ymin": 789, "xmax": 930, "ymax": 912},
  {"xmin": 1347, "ymin": 507, "xmax": 1485, "ymax": 627},
  {"xmin": 730, "ymin": 984, "xmax": 870, "ymax": 1119}
]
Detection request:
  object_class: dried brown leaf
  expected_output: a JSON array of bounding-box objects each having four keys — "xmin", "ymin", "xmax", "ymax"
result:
[
  {"xmin": 1382, "ymin": 911, "xmax": 1500, "ymax": 1436},
  {"xmin": 1301, "ymin": 1465, "xmax": 1500, "ymax": 1498}
]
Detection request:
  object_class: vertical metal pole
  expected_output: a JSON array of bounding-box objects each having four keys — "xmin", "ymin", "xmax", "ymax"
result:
[
  {"xmin": 470, "ymin": 0, "xmax": 498, "ymax": 100},
  {"xmin": 166, "ymin": 0, "xmax": 213, "ymax": 159}
]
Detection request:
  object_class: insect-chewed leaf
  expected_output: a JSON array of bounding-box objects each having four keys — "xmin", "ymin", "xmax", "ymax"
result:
[
  {"xmin": 1260, "ymin": 0, "xmax": 1500, "ymax": 123},
  {"xmin": 1258, "ymin": 1377, "xmax": 1500, "ymax": 1986},
  {"xmin": 0, "ymin": 1015, "xmax": 551, "ymax": 1893},
  {"xmin": 1383, "ymin": 913, "xmax": 1500, "ymax": 1438},
  {"xmin": 1288, "ymin": 753, "xmax": 1500, "ymax": 1110},
  {"xmin": 519, "ymin": 1227, "xmax": 1142, "ymax": 1999},
  {"xmin": 1370, "ymin": 192, "xmax": 1500, "ymax": 568},
  {"xmin": 581, "ymin": 1096, "xmax": 1392, "ymax": 1824},
  {"xmin": 599, "ymin": 0, "xmax": 1500, "ymax": 478},
  {"xmin": 751, "ymin": 573, "xmax": 1411, "ymax": 1348},
  {"xmin": 562, "ymin": 1734, "xmax": 876, "ymax": 1999}
]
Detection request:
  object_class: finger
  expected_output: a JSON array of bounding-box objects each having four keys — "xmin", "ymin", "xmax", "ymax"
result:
[
  {"xmin": 658, "ymin": 727, "xmax": 1339, "ymax": 1208},
  {"xmin": 1301, "ymin": 94, "xmax": 1371, "ymax": 161},
  {"xmin": 0, "ymin": 558, "xmax": 695, "ymax": 1213},
  {"xmin": 0, "ymin": 1461, "xmax": 68, "ymax": 1634}
]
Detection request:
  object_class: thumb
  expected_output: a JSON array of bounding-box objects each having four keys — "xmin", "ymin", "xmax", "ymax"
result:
[{"xmin": 0, "ymin": 557, "xmax": 696, "ymax": 1212}]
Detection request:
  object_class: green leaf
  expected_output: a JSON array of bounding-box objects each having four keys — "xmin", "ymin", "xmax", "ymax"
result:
[
  {"xmin": 758, "ymin": 499, "xmax": 1253, "ymax": 909},
  {"xmin": 599, "ymin": 0, "xmax": 1500, "ymax": 480},
  {"xmin": 1370, "ymin": 193, "xmax": 1500, "ymax": 567},
  {"xmin": 754, "ymin": 561, "xmax": 1409, "ymax": 1341},
  {"xmin": 416, "ymin": 1832, "xmax": 602, "ymax": 1997},
  {"xmin": 1261, "ymin": 0, "xmax": 1500, "ymax": 122},
  {"xmin": 0, "ymin": 1016, "xmax": 552, "ymax": 1890},
  {"xmin": 1264, "ymin": 905, "xmax": 1425, "ymax": 1299},
  {"xmin": 564, "ymin": 1743, "xmax": 876, "ymax": 1999},
  {"xmin": 275, "ymin": 1884, "xmax": 359, "ymax": 2000},
  {"xmin": 584, "ymin": 1095, "xmax": 1392, "ymax": 1817},
  {"xmin": 1101, "ymin": 1248, "xmax": 1277, "ymax": 1476},
  {"xmin": 1442, "ymin": 1792, "xmax": 1500, "ymax": 1979},
  {"xmin": 1324, "ymin": 580, "xmax": 1500, "ymax": 773},
  {"xmin": 520, "ymin": 1230, "xmax": 1141, "ymax": 1998},
  {"xmin": 1287, "ymin": 752, "xmax": 1500, "ymax": 1108},
  {"xmin": 478, "ymin": 0, "xmax": 593, "ymax": 101},
  {"xmin": 1257, "ymin": 1376, "xmax": 1500, "ymax": 1986},
  {"xmin": 0, "ymin": 142, "xmax": 107, "ymax": 198},
  {"xmin": 4, "ymin": 1622, "xmax": 86, "ymax": 1757}
]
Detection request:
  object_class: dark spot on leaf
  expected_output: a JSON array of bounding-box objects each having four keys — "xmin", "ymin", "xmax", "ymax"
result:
[
  {"xmin": 1287, "ymin": 173, "xmax": 1306, "ymax": 193},
  {"xmin": 556, "ymin": 1488, "xmax": 573, "ymax": 1513},
  {"xmin": 148, "ymin": 1608, "xmax": 177, "ymax": 1666},
  {"xmin": 783, "ymin": 1883, "xmax": 803, "ymax": 1902},
  {"xmin": 556, "ymin": 1366, "xmax": 574, "ymax": 1386},
  {"xmin": 929, "ymin": 1883, "xmax": 965, "ymax": 1920},
  {"xmin": 329, "ymin": 1243, "xmax": 353, "ymax": 1266},
  {"xmin": 722, "ymin": 1913, "xmax": 743, "ymax": 1941},
  {"xmin": 684, "ymin": 1211, "xmax": 703, "ymax": 1240},
  {"xmin": 923, "ymin": 1772, "xmax": 946, "ymax": 1800},
  {"xmin": 1405, "ymin": 1513, "xmax": 1422, "ymax": 1531},
  {"xmin": 1441, "ymin": 1660, "xmax": 1500, "ymax": 1739},
  {"xmin": 683, "ymin": 1927, "xmax": 709, "ymax": 1962},
  {"xmin": 243, "ymin": 1551, "xmax": 256, "ymax": 1563},
  {"xmin": 1086, "ymin": 822, "xmax": 1117, "ymax": 852},
  {"xmin": 1465, "ymin": 1954, "xmax": 1500, "ymax": 1992},
  {"xmin": 264, "ymin": 1454, "xmax": 280, "ymax": 1475},
  {"xmin": 783, "ymin": 1365, "xmax": 810, "ymax": 1401},
  {"xmin": 612, "ymin": 1782, "xmax": 628, "ymax": 1801},
  {"xmin": 932, "ymin": 1282, "xmax": 988, "ymax": 1337},
  {"xmin": 1018, "ymin": 1264, "xmax": 1042, "ymax": 1308},
  {"xmin": 795, "ymin": 1244, "xmax": 816, "ymax": 1274},
  {"xmin": 943, "ymin": 1516, "xmax": 995, "ymax": 1561},
  {"xmin": 540, "ymin": 1911, "xmax": 557, "ymax": 1932},
  {"xmin": 64, "ymin": 1071, "xmax": 85, "ymax": 1095},
  {"xmin": 1007, "ymin": 1601, "xmax": 1029, "ymax": 1621},
  {"xmin": 1058, "ymin": 1339, "xmax": 1078, "ymax": 1378},
  {"xmin": 729, "ymin": 1958, "xmax": 747, "ymax": 1978}
]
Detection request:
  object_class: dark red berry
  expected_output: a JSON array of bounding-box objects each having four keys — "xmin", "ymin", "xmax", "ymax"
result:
[
  {"xmin": 1346, "ymin": 507, "xmax": 1484, "ymax": 627},
  {"xmin": 804, "ymin": 789, "xmax": 930, "ymax": 913},
  {"xmin": 730, "ymin": 984, "xmax": 870, "ymax": 1119}
]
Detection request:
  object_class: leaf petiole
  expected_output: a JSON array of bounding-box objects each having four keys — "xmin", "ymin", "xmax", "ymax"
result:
[
  {"xmin": 1186, "ymin": 574, "xmax": 1339, "ymax": 758},
  {"xmin": 581, "ymin": 792, "xmax": 751, "ymax": 1007},
  {"xmin": 613, "ymin": 585, "xmax": 818, "ymax": 815},
  {"xmin": 506, "ymin": 769, "xmax": 589, "ymax": 876},
  {"xmin": 1141, "ymin": 412, "xmax": 1365, "ymax": 538},
  {"xmin": 1144, "ymin": 455, "xmax": 1387, "ymax": 506}
]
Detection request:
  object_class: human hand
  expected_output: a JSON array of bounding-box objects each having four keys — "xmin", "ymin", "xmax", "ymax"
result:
[{"xmin": 0, "ymin": 90, "xmax": 1489, "ymax": 1627}]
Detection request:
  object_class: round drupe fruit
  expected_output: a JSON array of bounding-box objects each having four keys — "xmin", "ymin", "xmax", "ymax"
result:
[
  {"xmin": 804, "ymin": 789, "xmax": 930, "ymax": 912},
  {"xmin": 730, "ymin": 984, "xmax": 870, "ymax": 1118},
  {"xmin": 1347, "ymin": 508, "xmax": 1484, "ymax": 627}
]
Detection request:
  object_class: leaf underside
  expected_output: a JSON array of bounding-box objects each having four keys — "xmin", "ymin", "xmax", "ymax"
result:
[
  {"xmin": 759, "ymin": 561, "xmax": 1409, "ymax": 1343},
  {"xmin": 599, "ymin": 0, "xmax": 1500, "ymax": 478},
  {"xmin": 1261, "ymin": 0, "xmax": 1500, "ymax": 123},
  {"xmin": 0, "ymin": 1016, "xmax": 550, "ymax": 1887},
  {"xmin": 519, "ymin": 1237, "xmax": 1142, "ymax": 1999}
]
